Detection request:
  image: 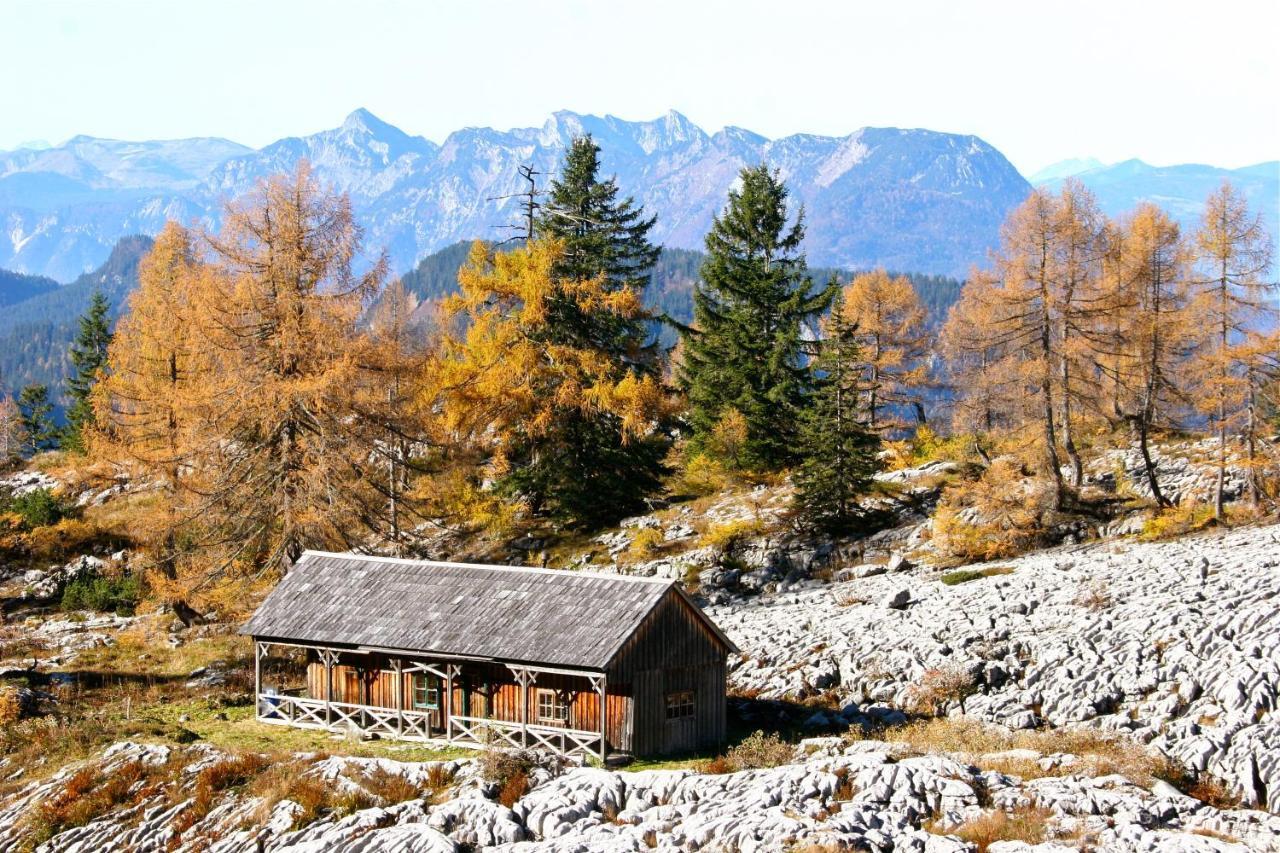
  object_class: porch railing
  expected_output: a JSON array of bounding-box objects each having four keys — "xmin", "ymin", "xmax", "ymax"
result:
[
  {"xmin": 447, "ymin": 714, "xmax": 603, "ymax": 756},
  {"xmin": 256, "ymin": 693, "xmax": 435, "ymax": 741},
  {"xmin": 255, "ymin": 694, "xmax": 602, "ymax": 756}
]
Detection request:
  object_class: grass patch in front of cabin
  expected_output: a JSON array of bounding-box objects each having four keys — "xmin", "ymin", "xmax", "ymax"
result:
[{"xmin": 940, "ymin": 565, "xmax": 1015, "ymax": 586}]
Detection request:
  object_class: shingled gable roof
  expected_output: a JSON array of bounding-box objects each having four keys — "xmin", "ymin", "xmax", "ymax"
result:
[{"xmin": 241, "ymin": 551, "xmax": 735, "ymax": 671}]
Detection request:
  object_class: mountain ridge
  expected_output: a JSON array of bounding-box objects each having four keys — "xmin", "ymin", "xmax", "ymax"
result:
[{"xmin": 0, "ymin": 109, "xmax": 1031, "ymax": 281}]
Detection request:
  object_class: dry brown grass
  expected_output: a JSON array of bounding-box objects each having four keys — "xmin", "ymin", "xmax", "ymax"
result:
[
  {"xmin": 246, "ymin": 759, "xmax": 334, "ymax": 828},
  {"xmin": 926, "ymin": 805, "xmax": 1051, "ymax": 851},
  {"xmin": 24, "ymin": 758, "xmax": 177, "ymax": 847},
  {"xmin": 1190, "ymin": 827, "xmax": 1241, "ymax": 843},
  {"xmin": 902, "ymin": 666, "xmax": 977, "ymax": 715},
  {"xmin": 833, "ymin": 589, "xmax": 868, "ymax": 607},
  {"xmin": 0, "ymin": 686, "xmax": 23, "ymax": 725},
  {"xmin": 359, "ymin": 765, "xmax": 428, "ymax": 805},
  {"xmin": 1186, "ymin": 775, "xmax": 1244, "ymax": 810},
  {"xmin": 1074, "ymin": 579, "xmax": 1113, "ymax": 611},
  {"xmin": 497, "ymin": 768, "xmax": 528, "ymax": 808},
  {"xmin": 700, "ymin": 730, "xmax": 794, "ymax": 774},
  {"xmin": 857, "ymin": 717, "xmax": 1183, "ymax": 788}
]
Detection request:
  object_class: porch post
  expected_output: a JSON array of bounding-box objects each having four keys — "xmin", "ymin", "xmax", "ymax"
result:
[
  {"xmin": 392, "ymin": 657, "xmax": 404, "ymax": 737},
  {"xmin": 596, "ymin": 674, "xmax": 608, "ymax": 763},
  {"xmin": 445, "ymin": 664, "xmax": 458, "ymax": 743},
  {"xmin": 519, "ymin": 669, "xmax": 529, "ymax": 748},
  {"xmin": 323, "ymin": 649, "xmax": 335, "ymax": 728},
  {"xmin": 253, "ymin": 640, "xmax": 262, "ymax": 719}
]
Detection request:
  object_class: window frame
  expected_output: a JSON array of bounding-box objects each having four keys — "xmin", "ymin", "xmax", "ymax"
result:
[
  {"xmin": 536, "ymin": 688, "xmax": 570, "ymax": 724},
  {"xmin": 665, "ymin": 690, "xmax": 695, "ymax": 721},
  {"xmin": 411, "ymin": 673, "xmax": 439, "ymax": 710}
]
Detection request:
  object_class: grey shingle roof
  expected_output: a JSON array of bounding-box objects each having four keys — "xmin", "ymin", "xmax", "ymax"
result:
[{"xmin": 240, "ymin": 551, "xmax": 726, "ymax": 670}]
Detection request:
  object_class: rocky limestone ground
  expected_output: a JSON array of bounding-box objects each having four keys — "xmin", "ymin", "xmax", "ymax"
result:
[
  {"xmin": 713, "ymin": 521, "xmax": 1280, "ymax": 816},
  {"xmin": 2, "ymin": 738, "xmax": 1279, "ymax": 852}
]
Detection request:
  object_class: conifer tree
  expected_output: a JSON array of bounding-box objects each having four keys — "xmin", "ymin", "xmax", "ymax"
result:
[
  {"xmin": 840, "ymin": 269, "xmax": 930, "ymax": 431},
  {"xmin": 939, "ymin": 269, "xmax": 1017, "ymax": 461},
  {"xmin": 496, "ymin": 135, "xmax": 667, "ymax": 525},
  {"xmin": 427, "ymin": 239, "xmax": 667, "ymax": 527},
  {"xmin": 680, "ymin": 165, "xmax": 833, "ymax": 471},
  {"xmin": 1110, "ymin": 203, "xmax": 1193, "ymax": 506},
  {"xmin": 0, "ymin": 395, "xmax": 26, "ymax": 467},
  {"xmin": 17, "ymin": 384, "xmax": 56, "ymax": 454},
  {"xmin": 96, "ymin": 222, "xmax": 211, "ymax": 590},
  {"xmin": 793, "ymin": 289, "xmax": 882, "ymax": 533},
  {"xmin": 62, "ymin": 291, "xmax": 113, "ymax": 452},
  {"xmin": 197, "ymin": 162, "xmax": 386, "ymax": 576},
  {"xmin": 537, "ymin": 135, "xmax": 660, "ymax": 369},
  {"xmin": 1189, "ymin": 182, "xmax": 1276, "ymax": 516},
  {"xmin": 349, "ymin": 278, "xmax": 431, "ymax": 552}
]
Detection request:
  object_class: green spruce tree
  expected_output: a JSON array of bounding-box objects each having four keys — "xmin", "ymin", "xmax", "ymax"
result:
[
  {"xmin": 537, "ymin": 134, "xmax": 661, "ymax": 369},
  {"xmin": 793, "ymin": 289, "xmax": 882, "ymax": 534},
  {"xmin": 680, "ymin": 165, "xmax": 833, "ymax": 470},
  {"xmin": 62, "ymin": 291, "xmax": 113, "ymax": 452},
  {"xmin": 501, "ymin": 135, "xmax": 666, "ymax": 526},
  {"xmin": 17, "ymin": 383, "xmax": 57, "ymax": 454}
]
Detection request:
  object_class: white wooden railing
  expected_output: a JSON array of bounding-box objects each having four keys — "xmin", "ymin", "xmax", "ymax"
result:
[
  {"xmin": 447, "ymin": 714, "xmax": 603, "ymax": 756},
  {"xmin": 256, "ymin": 693, "xmax": 436, "ymax": 741},
  {"xmin": 256, "ymin": 694, "xmax": 603, "ymax": 756}
]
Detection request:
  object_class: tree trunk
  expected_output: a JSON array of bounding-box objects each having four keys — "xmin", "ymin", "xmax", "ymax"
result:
[{"xmin": 1135, "ymin": 417, "xmax": 1170, "ymax": 508}]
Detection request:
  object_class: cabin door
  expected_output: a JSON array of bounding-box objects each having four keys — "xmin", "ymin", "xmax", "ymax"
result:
[{"xmin": 662, "ymin": 689, "xmax": 696, "ymax": 754}]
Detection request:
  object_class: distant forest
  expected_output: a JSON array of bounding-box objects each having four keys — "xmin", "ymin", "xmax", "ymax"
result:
[
  {"xmin": 0, "ymin": 236, "xmax": 153, "ymax": 409},
  {"xmin": 396, "ymin": 241, "xmax": 963, "ymax": 346},
  {"xmin": 0, "ymin": 235, "xmax": 963, "ymax": 406}
]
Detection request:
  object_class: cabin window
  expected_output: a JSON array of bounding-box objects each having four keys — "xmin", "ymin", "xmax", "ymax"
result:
[
  {"xmin": 665, "ymin": 690, "xmax": 695, "ymax": 720},
  {"xmin": 537, "ymin": 689, "xmax": 569, "ymax": 723},
  {"xmin": 412, "ymin": 674, "xmax": 438, "ymax": 710}
]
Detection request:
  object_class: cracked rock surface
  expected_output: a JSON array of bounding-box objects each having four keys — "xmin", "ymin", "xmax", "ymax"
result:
[
  {"xmin": 2, "ymin": 740, "xmax": 1278, "ymax": 852},
  {"xmin": 715, "ymin": 522, "xmax": 1280, "ymax": 813}
]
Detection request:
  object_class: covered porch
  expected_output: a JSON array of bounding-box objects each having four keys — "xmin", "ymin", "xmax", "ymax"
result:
[{"xmin": 252, "ymin": 640, "xmax": 612, "ymax": 759}]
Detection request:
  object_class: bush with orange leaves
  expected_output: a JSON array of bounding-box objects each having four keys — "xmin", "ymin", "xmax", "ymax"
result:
[{"xmin": 930, "ymin": 458, "xmax": 1055, "ymax": 563}]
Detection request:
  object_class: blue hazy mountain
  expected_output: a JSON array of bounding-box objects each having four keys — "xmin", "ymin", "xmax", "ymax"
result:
[
  {"xmin": 1034, "ymin": 159, "xmax": 1278, "ymax": 244},
  {"xmin": 0, "ymin": 109, "xmax": 1031, "ymax": 281}
]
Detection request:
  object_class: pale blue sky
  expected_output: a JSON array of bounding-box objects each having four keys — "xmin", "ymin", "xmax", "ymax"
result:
[{"xmin": 2, "ymin": 0, "xmax": 1276, "ymax": 174}]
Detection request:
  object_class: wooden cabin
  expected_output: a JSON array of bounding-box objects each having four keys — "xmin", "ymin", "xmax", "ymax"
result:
[{"xmin": 240, "ymin": 551, "xmax": 737, "ymax": 759}]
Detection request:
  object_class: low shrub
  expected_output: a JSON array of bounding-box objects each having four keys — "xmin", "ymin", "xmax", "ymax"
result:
[
  {"xmin": 1139, "ymin": 502, "xmax": 1216, "ymax": 541},
  {"xmin": 701, "ymin": 730, "xmax": 793, "ymax": 773},
  {"xmin": 6, "ymin": 488, "xmax": 64, "ymax": 529},
  {"xmin": 480, "ymin": 747, "xmax": 538, "ymax": 807},
  {"xmin": 885, "ymin": 426, "xmax": 976, "ymax": 471},
  {"xmin": 1186, "ymin": 774, "xmax": 1243, "ymax": 810},
  {"xmin": 929, "ymin": 805, "xmax": 1051, "ymax": 851},
  {"xmin": 676, "ymin": 453, "xmax": 731, "ymax": 497},
  {"xmin": 61, "ymin": 570, "xmax": 142, "ymax": 615},
  {"xmin": 903, "ymin": 666, "xmax": 978, "ymax": 715},
  {"xmin": 27, "ymin": 518, "xmax": 116, "ymax": 562},
  {"xmin": 930, "ymin": 459, "xmax": 1053, "ymax": 563},
  {"xmin": 700, "ymin": 518, "xmax": 765, "ymax": 556},
  {"xmin": 0, "ymin": 687, "xmax": 23, "ymax": 725},
  {"xmin": 626, "ymin": 527, "xmax": 665, "ymax": 561},
  {"xmin": 940, "ymin": 566, "xmax": 1014, "ymax": 586}
]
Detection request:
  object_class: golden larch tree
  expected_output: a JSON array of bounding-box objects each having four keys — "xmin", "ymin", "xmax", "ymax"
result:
[
  {"xmin": 839, "ymin": 269, "xmax": 930, "ymax": 432},
  {"xmin": 1189, "ymin": 181, "xmax": 1277, "ymax": 516},
  {"xmin": 196, "ymin": 162, "xmax": 386, "ymax": 577},
  {"xmin": 93, "ymin": 221, "xmax": 216, "ymax": 606},
  {"xmin": 1110, "ymin": 203, "xmax": 1193, "ymax": 506}
]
